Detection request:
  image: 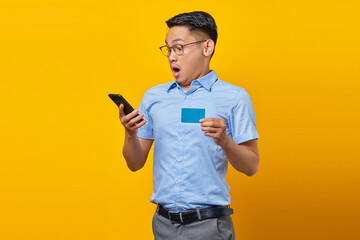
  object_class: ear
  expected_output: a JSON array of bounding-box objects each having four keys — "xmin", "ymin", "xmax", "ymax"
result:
[{"xmin": 203, "ymin": 39, "xmax": 215, "ymax": 57}]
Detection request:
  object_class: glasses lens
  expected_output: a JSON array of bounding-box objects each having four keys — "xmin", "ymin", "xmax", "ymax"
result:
[
  {"xmin": 173, "ymin": 45, "xmax": 183, "ymax": 55},
  {"xmin": 160, "ymin": 46, "xmax": 169, "ymax": 56}
]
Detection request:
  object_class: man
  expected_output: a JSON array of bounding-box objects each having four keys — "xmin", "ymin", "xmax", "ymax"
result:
[{"xmin": 119, "ymin": 11, "xmax": 259, "ymax": 240}]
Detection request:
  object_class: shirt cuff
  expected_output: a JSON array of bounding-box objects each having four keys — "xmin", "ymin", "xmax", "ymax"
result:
[
  {"xmin": 233, "ymin": 133, "xmax": 259, "ymax": 144},
  {"xmin": 137, "ymin": 130, "xmax": 154, "ymax": 140}
]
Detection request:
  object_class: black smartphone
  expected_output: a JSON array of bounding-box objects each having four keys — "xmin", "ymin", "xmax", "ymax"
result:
[{"xmin": 108, "ymin": 94, "xmax": 144, "ymax": 123}]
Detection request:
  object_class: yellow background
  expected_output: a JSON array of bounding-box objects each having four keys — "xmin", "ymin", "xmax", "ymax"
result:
[{"xmin": 1, "ymin": 0, "xmax": 359, "ymax": 239}]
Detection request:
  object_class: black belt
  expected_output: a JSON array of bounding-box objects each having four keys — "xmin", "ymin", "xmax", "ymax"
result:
[{"xmin": 158, "ymin": 205, "xmax": 233, "ymax": 224}]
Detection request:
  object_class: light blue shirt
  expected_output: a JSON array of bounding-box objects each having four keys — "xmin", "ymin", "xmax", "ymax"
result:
[{"xmin": 137, "ymin": 70, "xmax": 259, "ymax": 211}]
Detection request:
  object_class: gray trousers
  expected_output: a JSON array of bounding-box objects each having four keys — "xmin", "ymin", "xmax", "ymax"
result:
[{"xmin": 152, "ymin": 208, "xmax": 235, "ymax": 240}]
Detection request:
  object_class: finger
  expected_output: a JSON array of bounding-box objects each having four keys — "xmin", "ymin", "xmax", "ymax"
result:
[
  {"xmin": 127, "ymin": 119, "xmax": 147, "ymax": 130},
  {"xmin": 204, "ymin": 132, "xmax": 220, "ymax": 139},
  {"xmin": 200, "ymin": 118, "xmax": 225, "ymax": 125},
  {"xmin": 119, "ymin": 104, "xmax": 125, "ymax": 118},
  {"xmin": 127, "ymin": 109, "xmax": 140, "ymax": 119},
  {"xmin": 134, "ymin": 119, "xmax": 147, "ymax": 128},
  {"xmin": 200, "ymin": 118, "xmax": 219, "ymax": 122},
  {"xmin": 201, "ymin": 121, "xmax": 225, "ymax": 128},
  {"xmin": 121, "ymin": 109, "xmax": 140, "ymax": 123},
  {"xmin": 119, "ymin": 104, "xmax": 137, "ymax": 118},
  {"xmin": 128, "ymin": 113, "xmax": 145, "ymax": 126},
  {"xmin": 201, "ymin": 126, "xmax": 219, "ymax": 133},
  {"xmin": 201, "ymin": 121, "xmax": 217, "ymax": 127},
  {"xmin": 200, "ymin": 118, "xmax": 225, "ymax": 123}
]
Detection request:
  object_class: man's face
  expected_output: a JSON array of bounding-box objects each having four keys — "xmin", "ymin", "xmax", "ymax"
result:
[{"xmin": 165, "ymin": 26, "xmax": 208, "ymax": 88}]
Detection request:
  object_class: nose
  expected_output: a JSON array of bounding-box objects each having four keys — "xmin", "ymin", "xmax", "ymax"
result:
[{"xmin": 168, "ymin": 48, "xmax": 178, "ymax": 62}]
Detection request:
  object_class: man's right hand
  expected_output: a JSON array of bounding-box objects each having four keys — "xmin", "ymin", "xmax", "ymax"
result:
[{"xmin": 119, "ymin": 104, "xmax": 147, "ymax": 136}]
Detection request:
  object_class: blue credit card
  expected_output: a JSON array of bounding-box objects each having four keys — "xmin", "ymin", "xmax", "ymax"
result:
[{"xmin": 181, "ymin": 108, "xmax": 205, "ymax": 123}]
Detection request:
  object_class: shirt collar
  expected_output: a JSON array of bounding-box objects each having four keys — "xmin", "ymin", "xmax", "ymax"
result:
[{"xmin": 167, "ymin": 70, "xmax": 218, "ymax": 92}]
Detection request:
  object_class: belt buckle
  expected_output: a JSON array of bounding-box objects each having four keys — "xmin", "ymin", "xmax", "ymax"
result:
[{"xmin": 168, "ymin": 210, "xmax": 184, "ymax": 223}]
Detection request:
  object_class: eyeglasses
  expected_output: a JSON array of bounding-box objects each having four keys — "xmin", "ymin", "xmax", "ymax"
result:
[{"xmin": 159, "ymin": 40, "xmax": 207, "ymax": 56}]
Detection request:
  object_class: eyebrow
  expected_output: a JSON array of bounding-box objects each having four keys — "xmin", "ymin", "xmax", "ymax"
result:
[{"xmin": 165, "ymin": 38, "xmax": 185, "ymax": 45}]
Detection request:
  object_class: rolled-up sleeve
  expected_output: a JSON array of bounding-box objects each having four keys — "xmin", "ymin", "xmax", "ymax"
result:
[
  {"xmin": 228, "ymin": 89, "xmax": 259, "ymax": 144},
  {"xmin": 137, "ymin": 92, "xmax": 154, "ymax": 140}
]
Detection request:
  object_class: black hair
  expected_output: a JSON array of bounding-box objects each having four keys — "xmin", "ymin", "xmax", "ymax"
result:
[{"xmin": 166, "ymin": 11, "xmax": 217, "ymax": 54}]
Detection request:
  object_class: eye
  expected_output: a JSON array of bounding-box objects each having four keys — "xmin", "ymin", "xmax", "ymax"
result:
[{"xmin": 173, "ymin": 44, "xmax": 183, "ymax": 54}]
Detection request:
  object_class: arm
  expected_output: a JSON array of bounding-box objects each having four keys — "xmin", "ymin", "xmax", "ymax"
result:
[
  {"xmin": 200, "ymin": 118, "xmax": 259, "ymax": 176},
  {"xmin": 221, "ymin": 138, "xmax": 259, "ymax": 176},
  {"xmin": 119, "ymin": 104, "xmax": 153, "ymax": 172}
]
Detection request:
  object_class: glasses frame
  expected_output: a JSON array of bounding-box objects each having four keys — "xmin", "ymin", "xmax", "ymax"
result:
[{"xmin": 159, "ymin": 40, "xmax": 207, "ymax": 56}]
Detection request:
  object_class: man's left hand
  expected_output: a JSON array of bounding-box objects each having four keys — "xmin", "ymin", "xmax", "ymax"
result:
[{"xmin": 200, "ymin": 118, "xmax": 230, "ymax": 147}]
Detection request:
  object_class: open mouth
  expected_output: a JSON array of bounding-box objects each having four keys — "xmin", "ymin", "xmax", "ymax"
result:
[{"xmin": 172, "ymin": 66, "xmax": 181, "ymax": 78}]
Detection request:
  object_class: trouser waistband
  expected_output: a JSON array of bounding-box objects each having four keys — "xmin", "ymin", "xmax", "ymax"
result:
[{"xmin": 158, "ymin": 205, "xmax": 233, "ymax": 224}]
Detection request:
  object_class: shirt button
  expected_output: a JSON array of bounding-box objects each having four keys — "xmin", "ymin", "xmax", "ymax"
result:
[
  {"xmin": 176, "ymin": 202, "xmax": 179, "ymax": 205},
  {"xmin": 177, "ymin": 159, "xmax": 181, "ymax": 162},
  {"xmin": 186, "ymin": 96, "xmax": 189, "ymax": 99},
  {"xmin": 178, "ymin": 137, "xmax": 182, "ymax": 141},
  {"xmin": 176, "ymin": 180, "xmax": 179, "ymax": 184}
]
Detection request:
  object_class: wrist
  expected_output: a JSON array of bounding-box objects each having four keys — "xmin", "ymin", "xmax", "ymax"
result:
[
  {"xmin": 220, "ymin": 135, "xmax": 232, "ymax": 150},
  {"xmin": 125, "ymin": 128, "xmax": 138, "ymax": 138}
]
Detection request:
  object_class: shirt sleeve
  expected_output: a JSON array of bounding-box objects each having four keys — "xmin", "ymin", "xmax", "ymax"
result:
[
  {"xmin": 228, "ymin": 89, "xmax": 259, "ymax": 144},
  {"xmin": 137, "ymin": 91, "xmax": 154, "ymax": 140}
]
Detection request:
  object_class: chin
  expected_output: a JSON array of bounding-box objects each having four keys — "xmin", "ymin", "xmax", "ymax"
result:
[
  {"xmin": 177, "ymin": 79, "xmax": 187, "ymax": 86},
  {"xmin": 175, "ymin": 77, "xmax": 183, "ymax": 83}
]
